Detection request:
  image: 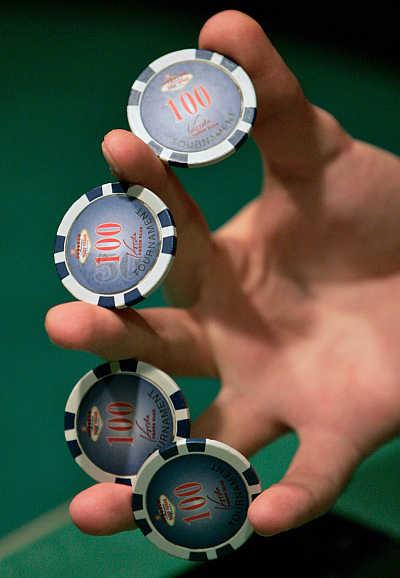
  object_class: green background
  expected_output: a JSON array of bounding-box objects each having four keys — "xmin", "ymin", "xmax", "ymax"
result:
[{"xmin": 1, "ymin": 3, "xmax": 399, "ymax": 576}]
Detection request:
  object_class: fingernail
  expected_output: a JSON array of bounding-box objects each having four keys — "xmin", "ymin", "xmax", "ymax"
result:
[
  {"xmin": 254, "ymin": 529, "xmax": 276, "ymax": 537},
  {"xmin": 101, "ymin": 141, "xmax": 121, "ymax": 178}
]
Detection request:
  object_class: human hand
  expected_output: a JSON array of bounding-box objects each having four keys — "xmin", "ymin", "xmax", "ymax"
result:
[{"xmin": 46, "ymin": 10, "xmax": 400, "ymax": 537}]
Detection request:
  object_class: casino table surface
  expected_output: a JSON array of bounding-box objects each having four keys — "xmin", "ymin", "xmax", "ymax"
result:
[{"xmin": 1, "ymin": 3, "xmax": 399, "ymax": 577}]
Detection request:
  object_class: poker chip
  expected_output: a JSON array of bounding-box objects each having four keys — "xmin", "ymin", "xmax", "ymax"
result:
[
  {"xmin": 54, "ymin": 181, "xmax": 176, "ymax": 308},
  {"xmin": 64, "ymin": 359, "xmax": 190, "ymax": 485},
  {"xmin": 132, "ymin": 438, "xmax": 261, "ymax": 560},
  {"xmin": 127, "ymin": 49, "xmax": 256, "ymax": 168}
]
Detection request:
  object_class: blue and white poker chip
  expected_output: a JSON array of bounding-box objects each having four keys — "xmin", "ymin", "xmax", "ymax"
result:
[
  {"xmin": 132, "ymin": 438, "xmax": 261, "ymax": 560},
  {"xmin": 64, "ymin": 359, "xmax": 190, "ymax": 485},
  {"xmin": 54, "ymin": 181, "xmax": 176, "ymax": 308},
  {"xmin": 127, "ymin": 49, "xmax": 256, "ymax": 168}
]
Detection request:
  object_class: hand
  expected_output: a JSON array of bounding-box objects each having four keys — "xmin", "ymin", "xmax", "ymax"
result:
[{"xmin": 46, "ymin": 10, "xmax": 400, "ymax": 537}]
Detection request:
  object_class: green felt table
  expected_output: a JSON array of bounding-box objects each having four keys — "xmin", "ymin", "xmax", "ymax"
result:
[{"xmin": 1, "ymin": 3, "xmax": 399, "ymax": 576}]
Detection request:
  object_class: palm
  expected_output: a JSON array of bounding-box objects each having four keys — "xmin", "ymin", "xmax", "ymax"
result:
[
  {"xmin": 46, "ymin": 12, "xmax": 400, "ymax": 537},
  {"xmin": 180, "ymin": 137, "xmax": 400, "ymax": 464}
]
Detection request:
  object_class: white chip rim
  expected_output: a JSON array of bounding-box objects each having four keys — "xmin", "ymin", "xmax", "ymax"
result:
[
  {"xmin": 127, "ymin": 49, "xmax": 257, "ymax": 168},
  {"xmin": 54, "ymin": 182, "xmax": 176, "ymax": 308},
  {"xmin": 64, "ymin": 360, "xmax": 190, "ymax": 484},
  {"xmin": 133, "ymin": 438, "xmax": 261, "ymax": 560}
]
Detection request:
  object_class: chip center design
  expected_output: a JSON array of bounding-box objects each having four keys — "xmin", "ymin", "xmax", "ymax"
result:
[
  {"xmin": 140, "ymin": 60, "xmax": 242, "ymax": 153},
  {"xmin": 65, "ymin": 194, "xmax": 161, "ymax": 295}
]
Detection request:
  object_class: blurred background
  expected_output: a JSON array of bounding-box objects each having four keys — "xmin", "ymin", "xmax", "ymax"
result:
[{"xmin": 0, "ymin": 1, "xmax": 399, "ymax": 576}]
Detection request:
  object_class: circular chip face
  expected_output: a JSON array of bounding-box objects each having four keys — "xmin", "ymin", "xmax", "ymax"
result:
[
  {"xmin": 132, "ymin": 438, "xmax": 261, "ymax": 560},
  {"xmin": 54, "ymin": 182, "xmax": 176, "ymax": 308},
  {"xmin": 64, "ymin": 359, "xmax": 190, "ymax": 485},
  {"xmin": 127, "ymin": 49, "xmax": 256, "ymax": 167}
]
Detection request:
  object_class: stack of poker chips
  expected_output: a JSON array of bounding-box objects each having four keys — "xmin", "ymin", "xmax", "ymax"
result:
[
  {"xmin": 55, "ymin": 49, "xmax": 261, "ymax": 560},
  {"xmin": 64, "ymin": 359, "xmax": 261, "ymax": 561}
]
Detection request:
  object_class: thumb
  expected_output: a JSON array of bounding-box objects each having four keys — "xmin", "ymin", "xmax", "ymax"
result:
[{"xmin": 248, "ymin": 428, "xmax": 361, "ymax": 536}]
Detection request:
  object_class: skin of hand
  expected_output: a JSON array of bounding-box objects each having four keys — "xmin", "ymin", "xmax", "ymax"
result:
[{"xmin": 45, "ymin": 10, "xmax": 400, "ymax": 537}]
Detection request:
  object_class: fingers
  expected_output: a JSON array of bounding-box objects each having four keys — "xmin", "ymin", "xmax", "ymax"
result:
[
  {"xmin": 70, "ymin": 483, "xmax": 134, "ymax": 535},
  {"xmin": 199, "ymin": 11, "xmax": 350, "ymax": 178},
  {"xmin": 45, "ymin": 301, "xmax": 216, "ymax": 376},
  {"xmin": 248, "ymin": 427, "xmax": 361, "ymax": 535},
  {"xmin": 69, "ymin": 425, "xmax": 357, "ymax": 538},
  {"xmin": 70, "ymin": 394, "xmax": 285, "ymax": 537},
  {"xmin": 102, "ymin": 129, "xmax": 211, "ymax": 306},
  {"xmin": 102, "ymin": 129, "xmax": 168, "ymax": 194}
]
